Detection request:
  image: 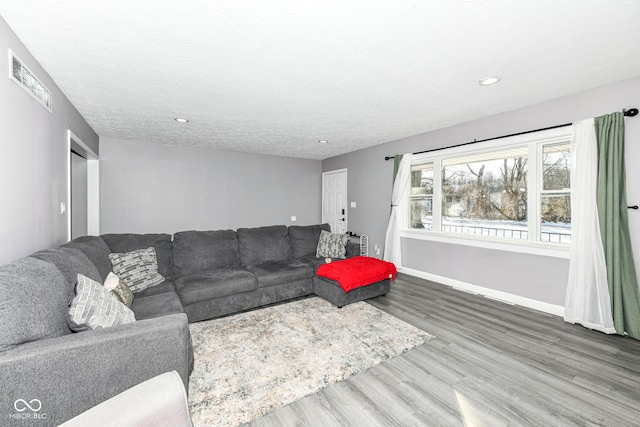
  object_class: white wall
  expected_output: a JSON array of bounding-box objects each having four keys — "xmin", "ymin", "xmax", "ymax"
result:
[
  {"xmin": 100, "ymin": 138, "xmax": 322, "ymax": 234},
  {"xmin": 322, "ymin": 75, "xmax": 640, "ymax": 310},
  {"xmin": 0, "ymin": 16, "xmax": 98, "ymax": 264}
]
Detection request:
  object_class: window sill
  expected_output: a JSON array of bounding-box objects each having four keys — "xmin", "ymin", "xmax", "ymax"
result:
[{"xmin": 400, "ymin": 229, "xmax": 570, "ymax": 259}]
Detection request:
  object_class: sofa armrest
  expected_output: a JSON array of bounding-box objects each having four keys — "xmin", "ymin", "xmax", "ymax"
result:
[{"xmin": 0, "ymin": 313, "xmax": 190, "ymax": 427}]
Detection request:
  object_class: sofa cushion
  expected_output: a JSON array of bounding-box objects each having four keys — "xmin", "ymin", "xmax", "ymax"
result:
[
  {"xmin": 130, "ymin": 292, "xmax": 184, "ymax": 320},
  {"xmin": 68, "ymin": 274, "xmax": 136, "ymax": 332},
  {"xmin": 31, "ymin": 247, "xmax": 102, "ymax": 302},
  {"xmin": 109, "ymin": 247, "xmax": 165, "ymax": 293},
  {"xmin": 316, "ymin": 230, "xmax": 348, "ymax": 258},
  {"xmin": 297, "ymin": 255, "xmax": 327, "ymax": 271},
  {"xmin": 62, "ymin": 236, "xmax": 112, "ymax": 280},
  {"xmin": 134, "ymin": 280, "xmax": 176, "ymax": 298},
  {"xmin": 288, "ymin": 224, "xmax": 331, "ymax": 258},
  {"xmin": 237, "ymin": 225, "xmax": 292, "ymax": 266},
  {"xmin": 175, "ymin": 269, "xmax": 257, "ymax": 305},
  {"xmin": 102, "ymin": 233, "xmax": 173, "ymax": 280},
  {"xmin": 173, "ymin": 230, "xmax": 240, "ymax": 278},
  {"xmin": 246, "ymin": 259, "xmax": 314, "ymax": 288},
  {"xmin": 0, "ymin": 257, "xmax": 71, "ymax": 352}
]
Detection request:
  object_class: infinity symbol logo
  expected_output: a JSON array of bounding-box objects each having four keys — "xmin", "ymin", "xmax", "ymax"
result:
[{"xmin": 14, "ymin": 399, "xmax": 42, "ymax": 412}]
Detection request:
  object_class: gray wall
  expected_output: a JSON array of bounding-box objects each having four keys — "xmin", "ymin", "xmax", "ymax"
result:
[
  {"xmin": 0, "ymin": 16, "xmax": 98, "ymax": 264},
  {"xmin": 100, "ymin": 138, "xmax": 321, "ymax": 234},
  {"xmin": 322, "ymin": 75, "xmax": 640, "ymax": 308}
]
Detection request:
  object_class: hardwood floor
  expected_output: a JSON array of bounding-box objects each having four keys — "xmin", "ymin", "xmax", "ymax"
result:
[{"xmin": 245, "ymin": 273, "xmax": 640, "ymax": 427}]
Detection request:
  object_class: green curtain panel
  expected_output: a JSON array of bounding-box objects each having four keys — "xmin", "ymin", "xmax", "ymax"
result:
[
  {"xmin": 389, "ymin": 154, "xmax": 404, "ymax": 216},
  {"xmin": 595, "ymin": 112, "xmax": 640, "ymax": 339},
  {"xmin": 392, "ymin": 154, "xmax": 404, "ymax": 185}
]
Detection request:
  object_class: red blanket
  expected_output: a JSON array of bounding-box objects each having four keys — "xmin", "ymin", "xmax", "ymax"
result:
[{"xmin": 316, "ymin": 256, "xmax": 397, "ymax": 293}]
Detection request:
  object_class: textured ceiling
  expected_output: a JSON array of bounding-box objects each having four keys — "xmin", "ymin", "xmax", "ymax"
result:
[{"xmin": 1, "ymin": 1, "xmax": 639, "ymax": 160}]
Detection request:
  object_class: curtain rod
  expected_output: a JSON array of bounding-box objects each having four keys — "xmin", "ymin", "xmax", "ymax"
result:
[{"xmin": 384, "ymin": 107, "xmax": 638, "ymax": 161}]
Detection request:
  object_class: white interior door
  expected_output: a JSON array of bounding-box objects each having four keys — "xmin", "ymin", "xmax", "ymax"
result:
[{"xmin": 322, "ymin": 169, "xmax": 347, "ymax": 233}]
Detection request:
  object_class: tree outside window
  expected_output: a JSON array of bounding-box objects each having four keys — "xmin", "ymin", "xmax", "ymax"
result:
[{"xmin": 441, "ymin": 148, "xmax": 528, "ymax": 239}]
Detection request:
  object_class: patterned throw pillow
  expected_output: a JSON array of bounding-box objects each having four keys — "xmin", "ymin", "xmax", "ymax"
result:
[
  {"xmin": 111, "ymin": 280, "xmax": 134, "ymax": 307},
  {"xmin": 108, "ymin": 247, "xmax": 164, "ymax": 293},
  {"xmin": 103, "ymin": 272, "xmax": 134, "ymax": 307},
  {"xmin": 316, "ymin": 230, "xmax": 349, "ymax": 258},
  {"xmin": 68, "ymin": 274, "xmax": 136, "ymax": 332}
]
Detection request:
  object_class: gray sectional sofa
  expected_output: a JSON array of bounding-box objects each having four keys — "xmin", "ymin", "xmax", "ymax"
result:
[{"xmin": 0, "ymin": 223, "xmax": 359, "ymax": 426}]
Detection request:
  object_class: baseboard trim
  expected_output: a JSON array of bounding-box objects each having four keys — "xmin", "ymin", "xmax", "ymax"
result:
[{"xmin": 399, "ymin": 267, "xmax": 565, "ymax": 317}]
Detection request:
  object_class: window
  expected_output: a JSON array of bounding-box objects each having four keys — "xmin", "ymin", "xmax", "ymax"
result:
[
  {"xmin": 407, "ymin": 132, "xmax": 572, "ymax": 246},
  {"xmin": 9, "ymin": 50, "xmax": 52, "ymax": 112},
  {"xmin": 410, "ymin": 162, "xmax": 433, "ymax": 230},
  {"xmin": 540, "ymin": 142, "xmax": 571, "ymax": 243}
]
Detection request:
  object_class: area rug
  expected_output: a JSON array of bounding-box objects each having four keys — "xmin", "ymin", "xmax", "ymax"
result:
[{"xmin": 187, "ymin": 296, "xmax": 434, "ymax": 426}]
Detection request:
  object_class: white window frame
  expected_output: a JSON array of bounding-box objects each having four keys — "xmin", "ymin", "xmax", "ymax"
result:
[{"xmin": 400, "ymin": 127, "xmax": 572, "ymax": 259}]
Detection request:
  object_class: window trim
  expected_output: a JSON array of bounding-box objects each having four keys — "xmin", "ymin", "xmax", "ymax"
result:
[{"xmin": 404, "ymin": 126, "xmax": 572, "ymax": 256}]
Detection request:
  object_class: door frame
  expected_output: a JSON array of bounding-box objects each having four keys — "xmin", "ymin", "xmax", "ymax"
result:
[
  {"xmin": 321, "ymin": 168, "xmax": 348, "ymax": 232},
  {"xmin": 67, "ymin": 130, "xmax": 99, "ymax": 240}
]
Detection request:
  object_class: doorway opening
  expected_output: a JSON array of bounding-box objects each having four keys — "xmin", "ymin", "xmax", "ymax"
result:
[{"xmin": 68, "ymin": 131, "xmax": 99, "ymax": 240}]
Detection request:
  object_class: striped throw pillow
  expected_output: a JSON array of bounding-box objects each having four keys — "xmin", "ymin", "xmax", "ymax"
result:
[{"xmin": 108, "ymin": 247, "xmax": 164, "ymax": 293}]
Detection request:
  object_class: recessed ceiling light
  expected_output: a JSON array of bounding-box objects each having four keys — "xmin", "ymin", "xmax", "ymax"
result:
[
  {"xmin": 319, "ymin": 140, "xmax": 328, "ymax": 144},
  {"xmin": 174, "ymin": 118, "xmax": 189, "ymax": 123},
  {"xmin": 479, "ymin": 76, "xmax": 502, "ymax": 86}
]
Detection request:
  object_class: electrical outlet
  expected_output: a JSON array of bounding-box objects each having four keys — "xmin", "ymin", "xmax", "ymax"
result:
[
  {"xmin": 60, "ymin": 202, "xmax": 66, "ymax": 214},
  {"xmin": 290, "ymin": 216, "xmax": 297, "ymax": 222}
]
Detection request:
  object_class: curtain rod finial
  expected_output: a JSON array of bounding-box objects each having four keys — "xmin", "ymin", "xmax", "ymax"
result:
[{"xmin": 623, "ymin": 108, "xmax": 638, "ymax": 117}]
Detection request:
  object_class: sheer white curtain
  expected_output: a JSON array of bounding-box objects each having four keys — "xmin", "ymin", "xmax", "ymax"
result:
[
  {"xmin": 564, "ymin": 118, "xmax": 615, "ymax": 333},
  {"xmin": 383, "ymin": 153, "xmax": 412, "ymax": 266}
]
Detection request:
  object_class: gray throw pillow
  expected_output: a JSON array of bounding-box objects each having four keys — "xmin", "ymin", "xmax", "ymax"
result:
[
  {"xmin": 108, "ymin": 247, "xmax": 164, "ymax": 293},
  {"xmin": 316, "ymin": 230, "xmax": 348, "ymax": 258},
  {"xmin": 68, "ymin": 274, "xmax": 136, "ymax": 332}
]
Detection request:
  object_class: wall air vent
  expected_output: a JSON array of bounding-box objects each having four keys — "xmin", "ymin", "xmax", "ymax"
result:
[{"xmin": 9, "ymin": 50, "xmax": 52, "ymax": 112}]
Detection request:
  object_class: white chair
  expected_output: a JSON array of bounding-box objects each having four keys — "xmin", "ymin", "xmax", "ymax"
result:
[{"xmin": 60, "ymin": 371, "xmax": 193, "ymax": 427}]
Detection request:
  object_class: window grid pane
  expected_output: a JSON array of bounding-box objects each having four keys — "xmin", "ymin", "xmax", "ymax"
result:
[
  {"xmin": 410, "ymin": 163, "xmax": 433, "ymax": 230},
  {"xmin": 441, "ymin": 153, "xmax": 528, "ymax": 240},
  {"xmin": 540, "ymin": 142, "xmax": 571, "ymax": 244}
]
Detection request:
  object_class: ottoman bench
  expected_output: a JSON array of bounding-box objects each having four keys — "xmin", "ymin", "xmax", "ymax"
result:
[{"xmin": 314, "ymin": 256, "xmax": 397, "ymax": 308}]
